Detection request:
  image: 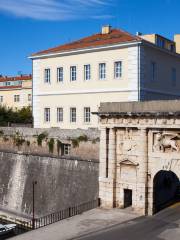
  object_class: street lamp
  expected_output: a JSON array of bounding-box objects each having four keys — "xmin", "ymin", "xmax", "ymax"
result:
[{"xmin": 32, "ymin": 181, "xmax": 37, "ymax": 229}]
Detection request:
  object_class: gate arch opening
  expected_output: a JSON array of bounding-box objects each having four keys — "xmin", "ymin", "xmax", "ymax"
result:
[{"xmin": 153, "ymin": 170, "xmax": 179, "ymax": 214}]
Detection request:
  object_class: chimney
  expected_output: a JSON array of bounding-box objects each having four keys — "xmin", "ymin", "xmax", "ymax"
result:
[
  {"xmin": 174, "ymin": 34, "xmax": 180, "ymax": 54},
  {"xmin": 136, "ymin": 32, "xmax": 142, "ymax": 36},
  {"xmin": 102, "ymin": 25, "xmax": 111, "ymax": 35}
]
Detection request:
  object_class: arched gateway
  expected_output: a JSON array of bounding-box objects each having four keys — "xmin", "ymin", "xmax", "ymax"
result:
[
  {"xmin": 153, "ymin": 170, "xmax": 179, "ymax": 213},
  {"xmin": 95, "ymin": 100, "xmax": 180, "ymax": 215}
]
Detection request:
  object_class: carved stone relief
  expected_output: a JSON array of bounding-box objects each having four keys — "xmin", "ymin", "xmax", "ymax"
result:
[
  {"xmin": 117, "ymin": 129, "xmax": 138, "ymax": 154},
  {"xmin": 153, "ymin": 132, "xmax": 180, "ymax": 152}
]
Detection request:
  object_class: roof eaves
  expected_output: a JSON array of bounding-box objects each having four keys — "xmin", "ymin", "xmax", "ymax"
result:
[{"xmin": 29, "ymin": 40, "xmax": 142, "ymax": 59}]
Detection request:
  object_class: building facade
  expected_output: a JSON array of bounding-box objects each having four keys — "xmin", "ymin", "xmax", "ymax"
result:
[
  {"xmin": 30, "ymin": 26, "xmax": 180, "ymax": 129},
  {"xmin": 0, "ymin": 75, "xmax": 32, "ymax": 109},
  {"xmin": 97, "ymin": 100, "xmax": 180, "ymax": 215}
]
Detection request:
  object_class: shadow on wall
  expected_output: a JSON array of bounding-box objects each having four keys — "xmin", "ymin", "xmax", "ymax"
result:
[{"xmin": 153, "ymin": 170, "xmax": 180, "ymax": 213}]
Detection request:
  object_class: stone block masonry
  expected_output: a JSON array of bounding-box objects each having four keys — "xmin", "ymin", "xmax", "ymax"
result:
[
  {"xmin": 0, "ymin": 151, "xmax": 99, "ymax": 218},
  {"xmin": 0, "ymin": 127, "xmax": 100, "ymax": 160}
]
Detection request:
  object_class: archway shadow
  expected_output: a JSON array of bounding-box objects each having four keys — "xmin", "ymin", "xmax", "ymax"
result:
[{"xmin": 153, "ymin": 170, "xmax": 179, "ymax": 214}]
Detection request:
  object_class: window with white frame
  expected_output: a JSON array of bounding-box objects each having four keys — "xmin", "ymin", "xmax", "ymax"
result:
[
  {"xmin": 57, "ymin": 67, "xmax": 63, "ymax": 82},
  {"xmin": 63, "ymin": 144, "xmax": 71, "ymax": 156},
  {"xmin": 172, "ymin": 68, "xmax": 176, "ymax": 86},
  {"xmin": 84, "ymin": 64, "xmax": 91, "ymax": 80},
  {"xmin": 114, "ymin": 61, "xmax": 122, "ymax": 79},
  {"xmin": 28, "ymin": 94, "xmax": 31, "ymax": 101},
  {"xmin": 14, "ymin": 95, "xmax": 20, "ymax": 102},
  {"xmin": 99, "ymin": 63, "xmax": 106, "ymax": 80},
  {"xmin": 151, "ymin": 62, "xmax": 156, "ymax": 82},
  {"xmin": 70, "ymin": 107, "xmax": 76, "ymax": 122},
  {"xmin": 44, "ymin": 68, "xmax": 51, "ymax": 83},
  {"xmin": 0, "ymin": 96, "xmax": 3, "ymax": 103},
  {"xmin": 57, "ymin": 107, "xmax": 63, "ymax": 122},
  {"xmin": 44, "ymin": 108, "xmax": 50, "ymax": 122},
  {"xmin": 84, "ymin": 107, "xmax": 91, "ymax": 123},
  {"xmin": 70, "ymin": 66, "xmax": 77, "ymax": 81}
]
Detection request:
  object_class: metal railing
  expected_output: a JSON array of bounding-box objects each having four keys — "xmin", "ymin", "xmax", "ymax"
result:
[
  {"xmin": 33, "ymin": 198, "xmax": 100, "ymax": 229},
  {"xmin": 0, "ymin": 199, "xmax": 100, "ymax": 233}
]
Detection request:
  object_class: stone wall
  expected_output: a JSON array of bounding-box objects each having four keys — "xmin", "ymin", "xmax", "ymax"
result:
[
  {"xmin": 0, "ymin": 151, "xmax": 99, "ymax": 218},
  {"xmin": 0, "ymin": 127, "xmax": 100, "ymax": 160}
]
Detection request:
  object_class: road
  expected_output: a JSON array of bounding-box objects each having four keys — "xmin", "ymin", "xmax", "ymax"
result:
[{"xmin": 76, "ymin": 203, "xmax": 180, "ymax": 240}]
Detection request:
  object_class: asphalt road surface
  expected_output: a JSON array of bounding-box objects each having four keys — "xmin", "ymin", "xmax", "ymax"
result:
[{"xmin": 76, "ymin": 203, "xmax": 180, "ymax": 240}]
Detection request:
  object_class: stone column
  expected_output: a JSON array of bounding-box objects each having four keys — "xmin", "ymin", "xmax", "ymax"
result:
[
  {"xmin": 137, "ymin": 128, "xmax": 148, "ymax": 215},
  {"xmin": 99, "ymin": 127, "xmax": 107, "ymax": 207},
  {"xmin": 99, "ymin": 127, "xmax": 107, "ymax": 178},
  {"xmin": 108, "ymin": 128, "xmax": 116, "ymax": 179},
  {"xmin": 106, "ymin": 128, "xmax": 116, "ymax": 208}
]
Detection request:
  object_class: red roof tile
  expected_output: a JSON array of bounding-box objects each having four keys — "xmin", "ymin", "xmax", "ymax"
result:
[
  {"xmin": 31, "ymin": 29, "xmax": 141, "ymax": 57},
  {"xmin": 0, "ymin": 75, "xmax": 32, "ymax": 83}
]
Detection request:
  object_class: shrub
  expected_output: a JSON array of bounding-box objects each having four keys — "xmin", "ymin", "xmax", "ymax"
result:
[
  {"xmin": 48, "ymin": 138, "xmax": 54, "ymax": 153},
  {"xmin": 0, "ymin": 105, "xmax": 32, "ymax": 125},
  {"xmin": 78, "ymin": 135, "xmax": 88, "ymax": 142},
  {"xmin": 37, "ymin": 132, "xmax": 48, "ymax": 146},
  {"xmin": 0, "ymin": 130, "xmax": 4, "ymax": 136},
  {"xmin": 57, "ymin": 140, "xmax": 62, "ymax": 156}
]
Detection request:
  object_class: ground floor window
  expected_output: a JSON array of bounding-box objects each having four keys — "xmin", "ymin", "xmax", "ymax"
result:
[
  {"xmin": 84, "ymin": 107, "xmax": 91, "ymax": 123},
  {"xmin": 44, "ymin": 108, "xmax": 50, "ymax": 122},
  {"xmin": 70, "ymin": 107, "xmax": 76, "ymax": 122},
  {"xmin": 14, "ymin": 95, "xmax": 20, "ymax": 102},
  {"xmin": 57, "ymin": 107, "xmax": 63, "ymax": 122}
]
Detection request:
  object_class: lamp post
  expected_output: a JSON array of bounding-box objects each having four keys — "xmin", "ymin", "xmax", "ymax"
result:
[{"xmin": 32, "ymin": 181, "xmax": 37, "ymax": 229}]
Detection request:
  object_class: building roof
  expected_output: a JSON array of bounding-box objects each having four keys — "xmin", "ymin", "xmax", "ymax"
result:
[
  {"xmin": 31, "ymin": 29, "xmax": 141, "ymax": 57},
  {"xmin": 0, "ymin": 75, "xmax": 32, "ymax": 83},
  {"xmin": 96, "ymin": 100, "xmax": 180, "ymax": 117}
]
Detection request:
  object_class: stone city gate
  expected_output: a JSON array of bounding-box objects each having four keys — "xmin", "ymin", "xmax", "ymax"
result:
[{"xmin": 96, "ymin": 101, "xmax": 180, "ymax": 215}]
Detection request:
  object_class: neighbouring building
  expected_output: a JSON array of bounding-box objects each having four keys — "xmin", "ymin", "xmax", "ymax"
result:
[
  {"xmin": 30, "ymin": 26, "xmax": 180, "ymax": 129},
  {"xmin": 96, "ymin": 100, "xmax": 180, "ymax": 215},
  {"xmin": 0, "ymin": 74, "xmax": 32, "ymax": 109}
]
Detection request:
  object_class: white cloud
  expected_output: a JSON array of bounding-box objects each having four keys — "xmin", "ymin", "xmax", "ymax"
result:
[{"xmin": 0, "ymin": 0, "xmax": 113, "ymax": 21}]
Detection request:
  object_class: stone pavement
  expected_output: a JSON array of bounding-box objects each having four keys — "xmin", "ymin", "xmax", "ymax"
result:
[{"xmin": 11, "ymin": 208, "xmax": 139, "ymax": 240}]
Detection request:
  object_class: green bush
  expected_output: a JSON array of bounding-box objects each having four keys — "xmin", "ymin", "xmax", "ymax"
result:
[
  {"xmin": 57, "ymin": 140, "xmax": 62, "ymax": 156},
  {"xmin": 0, "ymin": 105, "xmax": 32, "ymax": 125},
  {"xmin": 48, "ymin": 138, "xmax": 54, "ymax": 153},
  {"xmin": 37, "ymin": 132, "xmax": 48, "ymax": 146}
]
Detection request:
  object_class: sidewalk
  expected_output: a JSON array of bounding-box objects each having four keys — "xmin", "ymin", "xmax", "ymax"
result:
[{"xmin": 11, "ymin": 208, "xmax": 140, "ymax": 240}]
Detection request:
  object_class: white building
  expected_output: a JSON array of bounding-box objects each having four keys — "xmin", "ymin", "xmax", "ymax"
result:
[{"xmin": 29, "ymin": 26, "xmax": 180, "ymax": 129}]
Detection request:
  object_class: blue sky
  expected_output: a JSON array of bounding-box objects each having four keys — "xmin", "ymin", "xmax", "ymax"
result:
[{"xmin": 0, "ymin": 0, "xmax": 180, "ymax": 76}]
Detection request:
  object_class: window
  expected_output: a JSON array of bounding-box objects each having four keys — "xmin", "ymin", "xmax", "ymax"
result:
[
  {"xmin": 0, "ymin": 96, "xmax": 3, "ymax": 103},
  {"xmin": 57, "ymin": 67, "xmax": 63, "ymax": 82},
  {"xmin": 172, "ymin": 68, "xmax": 176, "ymax": 87},
  {"xmin": 151, "ymin": 62, "xmax": 156, "ymax": 82},
  {"xmin": 14, "ymin": 95, "xmax": 20, "ymax": 102},
  {"xmin": 114, "ymin": 61, "xmax": 122, "ymax": 79},
  {"xmin": 99, "ymin": 63, "xmax": 106, "ymax": 80},
  {"xmin": 63, "ymin": 144, "xmax": 71, "ymax": 155},
  {"xmin": 157, "ymin": 37, "xmax": 165, "ymax": 48},
  {"xmin": 57, "ymin": 107, "xmax": 63, "ymax": 122},
  {"xmin": 44, "ymin": 108, "xmax": 50, "ymax": 122},
  {"xmin": 44, "ymin": 68, "xmax": 51, "ymax": 83},
  {"xmin": 5, "ymin": 82, "xmax": 11, "ymax": 86},
  {"xmin": 84, "ymin": 107, "xmax": 91, "ymax": 123},
  {"xmin": 28, "ymin": 94, "xmax": 31, "ymax": 101},
  {"xmin": 70, "ymin": 108, "xmax": 76, "ymax": 122},
  {"xmin": 84, "ymin": 64, "xmax": 91, "ymax": 80},
  {"xmin": 70, "ymin": 66, "xmax": 77, "ymax": 81}
]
